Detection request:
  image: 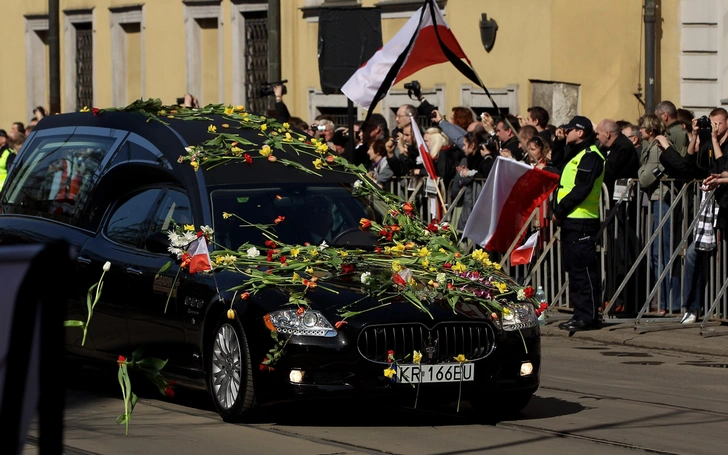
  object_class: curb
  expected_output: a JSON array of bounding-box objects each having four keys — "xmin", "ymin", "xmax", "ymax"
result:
[{"xmin": 540, "ymin": 323, "xmax": 728, "ymax": 358}]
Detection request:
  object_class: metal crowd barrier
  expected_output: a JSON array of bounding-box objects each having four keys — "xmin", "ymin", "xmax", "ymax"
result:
[{"xmin": 383, "ymin": 175, "xmax": 728, "ymax": 331}]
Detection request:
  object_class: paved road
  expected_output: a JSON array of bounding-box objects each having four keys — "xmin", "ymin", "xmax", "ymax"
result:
[{"xmin": 24, "ymin": 337, "xmax": 728, "ymax": 454}]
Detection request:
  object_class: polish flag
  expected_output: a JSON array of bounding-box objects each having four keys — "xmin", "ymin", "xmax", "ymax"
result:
[
  {"xmin": 463, "ymin": 157, "xmax": 559, "ymax": 253},
  {"xmin": 510, "ymin": 231, "xmax": 539, "ymax": 266},
  {"xmin": 187, "ymin": 236, "xmax": 212, "ymax": 274},
  {"xmin": 409, "ymin": 114, "xmax": 438, "ymax": 179},
  {"xmin": 341, "ymin": 0, "xmax": 470, "ymax": 111}
]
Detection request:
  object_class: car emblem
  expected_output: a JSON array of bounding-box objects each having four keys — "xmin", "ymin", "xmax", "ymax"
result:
[{"xmin": 423, "ymin": 332, "xmax": 439, "ymax": 361}]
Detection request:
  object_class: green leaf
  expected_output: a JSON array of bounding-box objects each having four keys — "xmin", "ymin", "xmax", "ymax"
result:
[
  {"xmin": 156, "ymin": 261, "xmax": 172, "ymax": 278},
  {"xmin": 64, "ymin": 320, "xmax": 85, "ymax": 327},
  {"xmin": 237, "ymin": 197, "xmax": 249, "ymax": 203},
  {"xmin": 130, "ymin": 392, "xmax": 138, "ymax": 411},
  {"xmin": 116, "ymin": 414, "xmax": 128, "ymax": 425}
]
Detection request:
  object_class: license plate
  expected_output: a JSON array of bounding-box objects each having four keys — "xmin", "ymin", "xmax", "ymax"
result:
[{"xmin": 396, "ymin": 363, "xmax": 474, "ymax": 384}]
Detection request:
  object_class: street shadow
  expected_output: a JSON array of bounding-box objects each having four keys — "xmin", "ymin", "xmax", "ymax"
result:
[
  {"xmin": 262, "ymin": 393, "xmax": 586, "ymax": 427},
  {"xmin": 509, "ymin": 395, "xmax": 588, "ymax": 421},
  {"xmin": 61, "ymin": 365, "xmax": 586, "ymax": 427}
]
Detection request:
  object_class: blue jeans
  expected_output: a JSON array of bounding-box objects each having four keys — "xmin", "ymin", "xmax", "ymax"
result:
[
  {"xmin": 651, "ymin": 201, "xmax": 681, "ymax": 311},
  {"xmin": 683, "ymin": 241, "xmax": 707, "ymax": 314}
]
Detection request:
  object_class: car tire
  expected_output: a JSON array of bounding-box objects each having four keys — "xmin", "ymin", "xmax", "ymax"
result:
[
  {"xmin": 471, "ymin": 391, "xmax": 533, "ymax": 418},
  {"xmin": 207, "ymin": 315, "xmax": 257, "ymax": 422}
]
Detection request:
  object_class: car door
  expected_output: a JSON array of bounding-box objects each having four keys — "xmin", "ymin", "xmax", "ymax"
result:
[
  {"xmin": 125, "ymin": 188, "xmax": 192, "ymax": 366},
  {"xmin": 78, "ymin": 188, "xmax": 164, "ymax": 356}
]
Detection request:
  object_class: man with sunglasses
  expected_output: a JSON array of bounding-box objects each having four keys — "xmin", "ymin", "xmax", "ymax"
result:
[{"xmin": 553, "ymin": 116, "xmax": 605, "ymax": 332}]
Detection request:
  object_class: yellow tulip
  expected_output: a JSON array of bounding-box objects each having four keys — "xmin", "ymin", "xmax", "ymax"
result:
[
  {"xmin": 227, "ymin": 309, "xmax": 236, "ymax": 320},
  {"xmin": 413, "ymin": 350, "xmax": 422, "ymax": 364},
  {"xmin": 453, "ymin": 354, "xmax": 468, "ymax": 363}
]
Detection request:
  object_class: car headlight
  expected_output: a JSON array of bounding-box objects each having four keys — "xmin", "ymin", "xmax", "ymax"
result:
[
  {"xmin": 502, "ymin": 303, "xmax": 538, "ymax": 331},
  {"xmin": 264, "ymin": 309, "xmax": 337, "ymax": 337}
]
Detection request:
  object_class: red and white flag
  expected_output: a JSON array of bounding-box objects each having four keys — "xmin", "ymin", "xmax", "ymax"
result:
[
  {"xmin": 463, "ymin": 157, "xmax": 559, "ymax": 253},
  {"xmin": 510, "ymin": 231, "xmax": 539, "ymax": 266},
  {"xmin": 341, "ymin": 0, "xmax": 470, "ymax": 111},
  {"xmin": 187, "ymin": 236, "xmax": 212, "ymax": 274},
  {"xmin": 409, "ymin": 114, "xmax": 438, "ymax": 179}
]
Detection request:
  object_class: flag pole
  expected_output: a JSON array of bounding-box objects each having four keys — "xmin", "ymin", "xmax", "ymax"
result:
[{"xmin": 433, "ymin": 177, "xmax": 447, "ymax": 222}]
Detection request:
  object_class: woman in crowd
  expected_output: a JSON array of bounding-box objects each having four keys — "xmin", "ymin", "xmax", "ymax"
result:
[
  {"xmin": 638, "ymin": 114, "xmax": 680, "ymax": 315},
  {"xmin": 367, "ymin": 138, "xmax": 393, "ymax": 189},
  {"xmin": 450, "ymin": 107, "xmax": 476, "ymax": 131},
  {"xmin": 452, "ymin": 129, "xmax": 490, "ymax": 230},
  {"xmin": 527, "ymin": 135, "xmax": 551, "ymax": 169}
]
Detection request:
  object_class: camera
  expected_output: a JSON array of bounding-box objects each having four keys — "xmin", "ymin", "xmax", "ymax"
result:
[
  {"xmin": 484, "ymin": 131, "xmax": 500, "ymax": 153},
  {"xmin": 259, "ymin": 80, "xmax": 288, "ymax": 97},
  {"xmin": 176, "ymin": 97, "xmax": 185, "ymax": 105},
  {"xmin": 404, "ymin": 80, "xmax": 422, "ymax": 100},
  {"xmin": 651, "ymin": 166, "xmax": 664, "ymax": 180},
  {"xmin": 697, "ymin": 115, "xmax": 712, "ymax": 130}
]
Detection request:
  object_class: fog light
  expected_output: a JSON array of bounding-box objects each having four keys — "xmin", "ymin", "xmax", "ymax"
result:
[
  {"xmin": 289, "ymin": 369, "xmax": 305, "ymax": 383},
  {"xmin": 519, "ymin": 362, "xmax": 534, "ymax": 376}
]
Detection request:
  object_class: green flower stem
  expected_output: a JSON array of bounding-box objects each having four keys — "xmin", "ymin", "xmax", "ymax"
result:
[
  {"xmin": 457, "ymin": 363, "xmax": 464, "ymax": 413},
  {"xmin": 164, "ymin": 266, "xmax": 182, "ymax": 314},
  {"xmin": 82, "ymin": 268, "xmax": 107, "ymax": 346}
]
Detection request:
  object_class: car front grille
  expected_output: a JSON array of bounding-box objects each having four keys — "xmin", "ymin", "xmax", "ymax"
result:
[{"xmin": 357, "ymin": 322, "xmax": 496, "ymax": 364}]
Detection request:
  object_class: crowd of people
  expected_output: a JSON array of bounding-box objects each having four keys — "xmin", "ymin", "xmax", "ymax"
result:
[
  {"xmin": 0, "ymin": 106, "xmax": 46, "ymax": 191},
  {"xmin": 268, "ymin": 83, "xmax": 728, "ymax": 331}
]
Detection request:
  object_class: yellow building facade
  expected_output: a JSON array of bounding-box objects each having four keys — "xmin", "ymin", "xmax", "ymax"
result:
[{"xmin": 0, "ymin": 0, "xmax": 694, "ymax": 131}]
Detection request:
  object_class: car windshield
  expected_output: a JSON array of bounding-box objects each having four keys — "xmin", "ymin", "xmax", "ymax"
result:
[{"xmin": 211, "ymin": 184, "xmax": 379, "ymax": 250}]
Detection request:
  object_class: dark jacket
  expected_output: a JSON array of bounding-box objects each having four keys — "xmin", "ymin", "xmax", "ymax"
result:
[
  {"xmin": 501, "ymin": 137, "xmax": 522, "ymax": 161},
  {"xmin": 274, "ymin": 101, "xmax": 291, "ymax": 124},
  {"xmin": 602, "ymin": 133, "xmax": 640, "ymax": 198}
]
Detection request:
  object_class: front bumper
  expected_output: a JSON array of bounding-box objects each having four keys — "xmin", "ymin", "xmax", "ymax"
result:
[{"xmin": 254, "ymin": 326, "xmax": 540, "ymax": 404}]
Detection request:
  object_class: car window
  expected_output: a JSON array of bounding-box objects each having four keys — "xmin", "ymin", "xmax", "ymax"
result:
[
  {"xmin": 105, "ymin": 189, "xmax": 162, "ymax": 248},
  {"xmin": 109, "ymin": 133, "xmax": 172, "ymax": 169},
  {"xmin": 2, "ymin": 133, "xmax": 118, "ymax": 225},
  {"xmin": 149, "ymin": 189, "xmax": 193, "ymax": 237},
  {"xmin": 211, "ymin": 184, "xmax": 376, "ymax": 250}
]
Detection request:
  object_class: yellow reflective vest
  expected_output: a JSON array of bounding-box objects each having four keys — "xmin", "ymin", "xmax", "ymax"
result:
[
  {"xmin": 0, "ymin": 148, "xmax": 11, "ymax": 191},
  {"xmin": 556, "ymin": 144, "xmax": 605, "ymax": 219}
]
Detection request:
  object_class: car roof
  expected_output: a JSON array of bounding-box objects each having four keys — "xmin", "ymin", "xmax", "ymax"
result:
[{"xmin": 33, "ymin": 111, "xmax": 356, "ymax": 186}]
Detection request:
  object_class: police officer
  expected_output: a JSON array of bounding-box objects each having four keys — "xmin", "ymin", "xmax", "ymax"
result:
[
  {"xmin": 0, "ymin": 130, "xmax": 14, "ymax": 192},
  {"xmin": 552, "ymin": 116, "xmax": 605, "ymax": 331}
]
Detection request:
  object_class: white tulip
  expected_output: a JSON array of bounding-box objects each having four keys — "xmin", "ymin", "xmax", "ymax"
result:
[{"xmin": 103, "ymin": 261, "xmax": 111, "ymax": 272}]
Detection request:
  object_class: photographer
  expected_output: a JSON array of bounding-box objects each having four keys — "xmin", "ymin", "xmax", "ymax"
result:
[
  {"xmin": 385, "ymin": 123, "xmax": 418, "ymax": 177},
  {"xmin": 661, "ymin": 109, "xmax": 728, "ymax": 323}
]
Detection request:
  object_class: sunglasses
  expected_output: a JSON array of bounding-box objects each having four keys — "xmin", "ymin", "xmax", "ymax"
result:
[{"xmin": 530, "ymin": 136, "xmax": 544, "ymax": 146}]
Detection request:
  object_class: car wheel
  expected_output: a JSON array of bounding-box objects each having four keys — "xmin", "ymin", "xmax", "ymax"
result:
[
  {"xmin": 471, "ymin": 391, "xmax": 533, "ymax": 418},
  {"xmin": 207, "ymin": 315, "xmax": 256, "ymax": 421}
]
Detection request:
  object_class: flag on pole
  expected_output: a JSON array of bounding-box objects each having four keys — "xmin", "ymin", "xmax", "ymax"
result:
[
  {"xmin": 341, "ymin": 0, "xmax": 470, "ymax": 112},
  {"xmin": 510, "ymin": 231, "xmax": 539, "ymax": 266},
  {"xmin": 409, "ymin": 114, "xmax": 438, "ymax": 179},
  {"xmin": 187, "ymin": 236, "xmax": 213, "ymax": 274},
  {"xmin": 463, "ymin": 157, "xmax": 559, "ymax": 253}
]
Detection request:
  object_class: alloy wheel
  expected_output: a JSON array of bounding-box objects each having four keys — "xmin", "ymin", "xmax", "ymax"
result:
[{"xmin": 211, "ymin": 323, "xmax": 242, "ymax": 409}]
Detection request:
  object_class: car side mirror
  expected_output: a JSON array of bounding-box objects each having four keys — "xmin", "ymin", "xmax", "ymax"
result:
[{"xmin": 145, "ymin": 231, "xmax": 170, "ymax": 254}]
